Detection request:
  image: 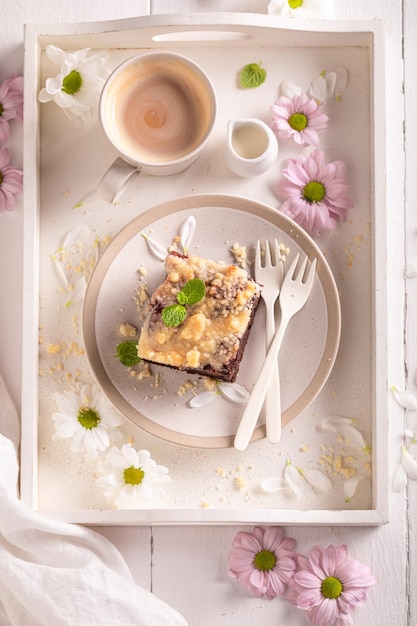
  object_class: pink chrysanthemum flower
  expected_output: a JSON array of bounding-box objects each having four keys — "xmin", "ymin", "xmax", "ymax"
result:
[
  {"xmin": 228, "ymin": 526, "xmax": 297, "ymax": 599},
  {"xmin": 0, "ymin": 75, "xmax": 23, "ymax": 143},
  {"xmin": 0, "ymin": 148, "xmax": 23, "ymax": 213},
  {"xmin": 271, "ymin": 92, "xmax": 329, "ymax": 146},
  {"xmin": 286, "ymin": 544, "xmax": 376, "ymax": 626},
  {"xmin": 277, "ymin": 149, "xmax": 354, "ymax": 234}
]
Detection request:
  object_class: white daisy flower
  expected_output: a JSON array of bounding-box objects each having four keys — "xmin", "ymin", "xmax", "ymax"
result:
[
  {"xmin": 52, "ymin": 384, "xmax": 124, "ymax": 459},
  {"xmin": 267, "ymin": 0, "xmax": 331, "ymax": 19},
  {"xmin": 96, "ymin": 444, "xmax": 171, "ymax": 509},
  {"xmin": 39, "ymin": 45, "xmax": 110, "ymax": 126}
]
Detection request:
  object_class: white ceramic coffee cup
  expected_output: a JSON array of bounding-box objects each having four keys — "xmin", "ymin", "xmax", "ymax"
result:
[{"xmin": 98, "ymin": 51, "xmax": 217, "ymax": 203}]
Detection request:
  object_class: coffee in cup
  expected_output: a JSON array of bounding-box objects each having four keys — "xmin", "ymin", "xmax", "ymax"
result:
[{"xmin": 98, "ymin": 51, "xmax": 217, "ymax": 203}]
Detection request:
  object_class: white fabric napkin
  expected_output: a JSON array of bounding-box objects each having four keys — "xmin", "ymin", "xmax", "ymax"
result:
[{"xmin": 0, "ymin": 373, "xmax": 187, "ymax": 626}]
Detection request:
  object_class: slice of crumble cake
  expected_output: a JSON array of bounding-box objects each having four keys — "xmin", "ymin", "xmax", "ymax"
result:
[{"xmin": 137, "ymin": 252, "xmax": 261, "ymax": 382}]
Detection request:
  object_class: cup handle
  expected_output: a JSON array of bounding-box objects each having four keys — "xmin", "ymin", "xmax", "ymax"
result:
[{"xmin": 97, "ymin": 157, "xmax": 141, "ymax": 204}]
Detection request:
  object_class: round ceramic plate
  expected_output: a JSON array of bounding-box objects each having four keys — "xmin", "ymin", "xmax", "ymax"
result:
[{"xmin": 83, "ymin": 194, "xmax": 341, "ymax": 449}]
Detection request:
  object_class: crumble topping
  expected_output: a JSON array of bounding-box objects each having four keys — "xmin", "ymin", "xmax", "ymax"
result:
[{"xmin": 137, "ymin": 253, "xmax": 261, "ymax": 376}]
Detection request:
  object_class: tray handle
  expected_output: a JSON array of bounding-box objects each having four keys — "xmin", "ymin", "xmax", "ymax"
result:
[{"xmin": 152, "ymin": 30, "xmax": 252, "ymax": 43}]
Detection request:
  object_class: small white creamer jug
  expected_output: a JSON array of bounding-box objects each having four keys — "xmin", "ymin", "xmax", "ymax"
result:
[{"xmin": 224, "ymin": 118, "xmax": 278, "ymax": 177}]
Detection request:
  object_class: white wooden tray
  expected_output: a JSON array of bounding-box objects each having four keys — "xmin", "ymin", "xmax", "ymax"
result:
[{"xmin": 21, "ymin": 13, "xmax": 387, "ymax": 525}]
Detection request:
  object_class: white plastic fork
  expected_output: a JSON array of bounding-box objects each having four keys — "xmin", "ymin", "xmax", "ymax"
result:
[
  {"xmin": 234, "ymin": 253, "xmax": 317, "ymax": 451},
  {"xmin": 254, "ymin": 239, "xmax": 284, "ymax": 444}
]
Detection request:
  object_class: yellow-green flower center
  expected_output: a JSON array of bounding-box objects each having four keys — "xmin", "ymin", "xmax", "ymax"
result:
[
  {"xmin": 303, "ymin": 181, "xmax": 326, "ymax": 203},
  {"xmin": 254, "ymin": 549, "xmax": 276, "ymax": 571},
  {"xmin": 62, "ymin": 70, "xmax": 82, "ymax": 95},
  {"xmin": 0, "ymin": 103, "xmax": 4, "ymax": 116},
  {"xmin": 124, "ymin": 466, "xmax": 145, "ymax": 485},
  {"xmin": 77, "ymin": 407, "xmax": 100, "ymax": 429},
  {"xmin": 321, "ymin": 576, "xmax": 343, "ymax": 599},
  {"xmin": 289, "ymin": 112, "xmax": 307, "ymax": 131},
  {"xmin": 289, "ymin": 0, "xmax": 303, "ymax": 8},
  {"xmin": 0, "ymin": 172, "xmax": 3, "ymax": 186}
]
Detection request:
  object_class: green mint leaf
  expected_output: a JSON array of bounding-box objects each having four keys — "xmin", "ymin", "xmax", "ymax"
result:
[
  {"xmin": 162, "ymin": 304, "xmax": 187, "ymax": 327},
  {"xmin": 116, "ymin": 341, "xmax": 141, "ymax": 366},
  {"xmin": 239, "ymin": 62, "xmax": 266, "ymax": 89},
  {"xmin": 177, "ymin": 279, "xmax": 206, "ymax": 305}
]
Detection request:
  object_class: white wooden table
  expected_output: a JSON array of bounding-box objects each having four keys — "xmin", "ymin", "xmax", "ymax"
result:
[{"xmin": 0, "ymin": 1, "xmax": 414, "ymax": 624}]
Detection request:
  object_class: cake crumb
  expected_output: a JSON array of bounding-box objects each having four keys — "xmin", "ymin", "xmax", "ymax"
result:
[
  {"xmin": 202, "ymin": 377, "xmax": 217, "ymax": 391},
  {"xmin": 229, "ymin": 242, "xmax": 247, "ymax": 268},
  {"xmin": 235, "ymin": 476, "xmax": 248, "ymax": 490},
  {"xmin": 279, "ymin": 243, "xmax": 290, "ymax": 261},
  {"xmin": 47, "ymin": 343, "xmax": 62, "ymax": 355},
  {"xmin": 119, "ymin": 323, "xmax": 137, "ymax": 337},
  {"xmin": 177, "ymin": 380, "xmax": 195, "ymax": 396}
]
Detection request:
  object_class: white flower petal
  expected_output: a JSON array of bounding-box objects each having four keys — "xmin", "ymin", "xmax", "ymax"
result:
[
  {"xmin": 393, "ymin": 461, "xmax": 408, "ymax": 492},
  {"xmin": 302, "ymin": 469, "xmax": 332, "ymax": 492},
  {"xmin": 260, "ymin": 477, "xmax": 290, "ymax": 493},
  {"xmin": 319, "ymin": 415, "xmax": 353, "ymax": 432},
  {"xmin": 391, "ymin": 386, "xmax": 417, "ymax": 411},
  {"xmin": 324, "ymin": 71, "xmax": 337, "ymax": 98},
  {"xmin": 50, "ymin": 251, "xmax": 69, "ymax": 287},
  {"xmin": 179, "ymin": 216, "xmax": 196, "ymax": 254},
  {"xmin": 45, "ymin": 44, "xmax": 72, "ymax": 66},
  {"xmin": 308, "ymin": 74, "xmax": 328, "ymax": 104},
  {"xmin": 344, "ymin": 476, "xmax": 363, "ymax": 502},
  {"xmin": 267, "ymin": 0, "xmax": 285, "ymax": 14},
  {"xmin": 188, "ymin": 391, "xmax": 216, "ymax": 408},
  {"xmin": 401, "ymin": 445, "xmax": 417, "ymax": 480},
  {"xmin": 142, "ymin": 233, "xmax": 167, "ymax": 260},
  {"xmin": 334, "ymin": 66, "xmax": 349, "ymax": 101},
  {"xmin": 52, "ymin": 418, "xmax": 79, "ymax": 439},
  {"xmin": 406, "ymin": 260, "xmax": 417, "ymax": 278},
  {"xmin": 284, "ymin": 462, "xmax": 303, "ymax": 496},
  {"xmin": 61, "ymin": 225, "xmax": 92, "ymax": 249},
  {"xmin": 65, "ymin": 276, "xmax": 86, "ymax": 307},
  {"xmin": 405, "ymin": 429, "xmax": 417, "ymax": 442},
  {"xmin": 342, "ymin": 424, "xmax": 369, "ymax": 452},
  {"xmin": 218, "ymin": 382, "xmax": 249, "ymax": 404},
  {"xmin": 279, "ymin": 80, "xmax": 303, "ymax": 98},
  {"xmin": 268, "ymin": 0, "xmax": 330, "ymax": 18}
]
